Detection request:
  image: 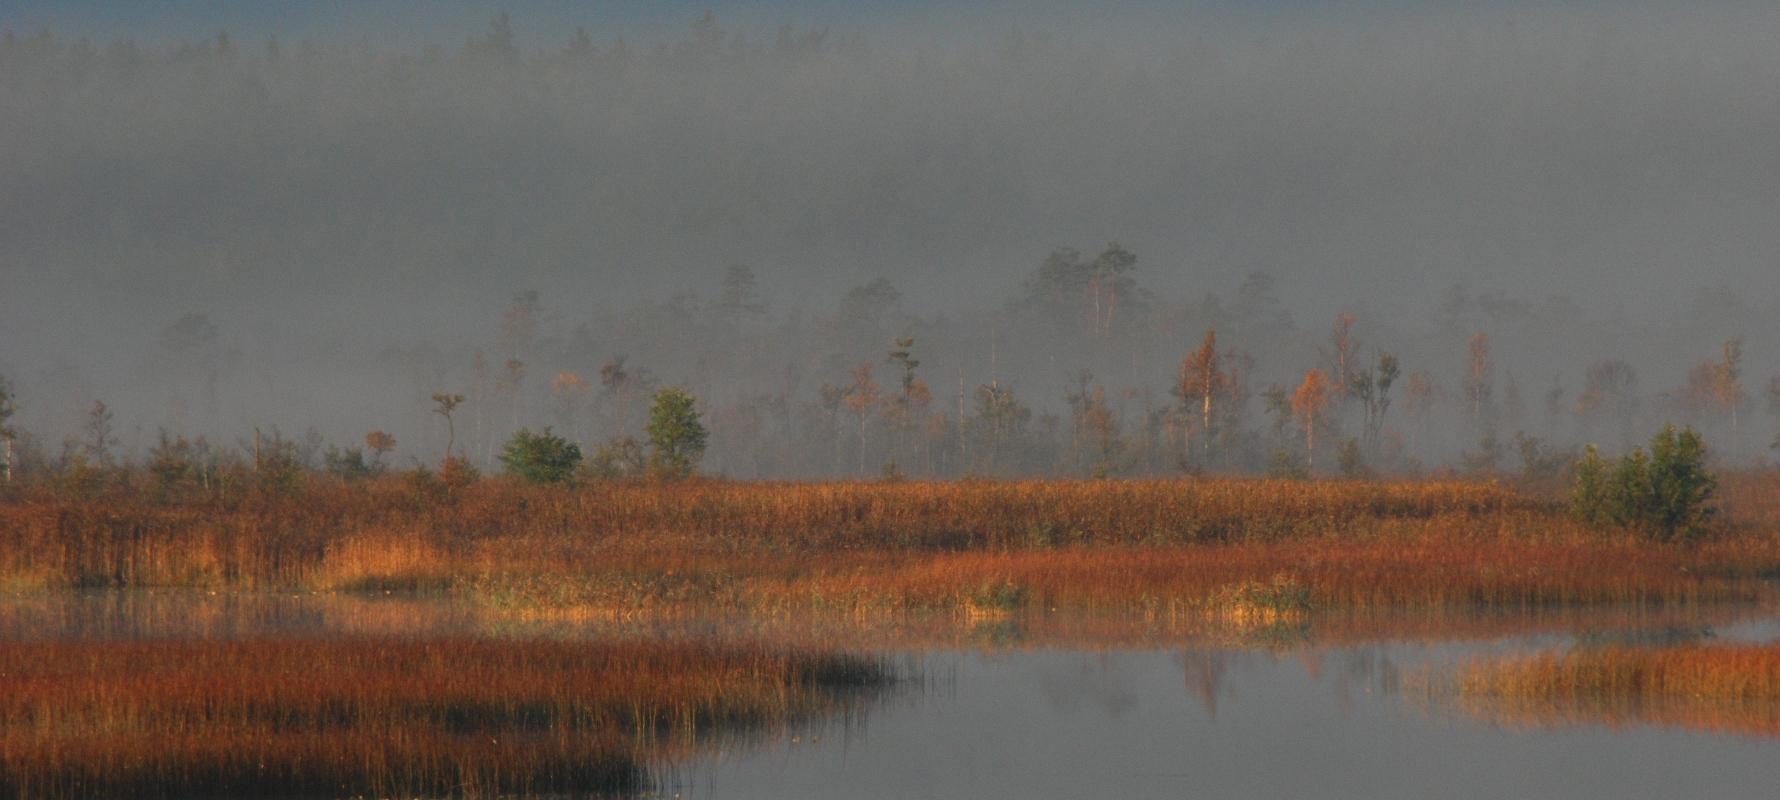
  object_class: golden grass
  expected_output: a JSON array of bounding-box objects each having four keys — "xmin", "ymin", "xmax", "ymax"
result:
[
  {"xmin": 1207, "ymin": 574, "xmax": 1312, "ymax": 628},
  {"xmin": 5, "ymin": 474, "xmax": 1780, "ymax": 619},
  {"xmin": 0, "ymin": 635, "xmax": 891, "ymax": 799},
  {"xmin": 315, "ymin": 533, "xmax": 453, "ymax": 593},
  {"xmin": 1446, "ymin": 641, "xmax": 1780, "ymax": 738}
]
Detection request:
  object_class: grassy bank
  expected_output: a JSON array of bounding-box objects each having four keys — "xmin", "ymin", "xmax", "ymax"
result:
[
  {"xmin": 1449, "ymin": 641, "xmax": 1780, "ymax": 738},
  {"xmin": 0, "ymin": 635, "xmax": 890, "ymax": 798},
  {"xmin": 4, "ymin": 476, "xmax": 1780, "ymax": 617}
]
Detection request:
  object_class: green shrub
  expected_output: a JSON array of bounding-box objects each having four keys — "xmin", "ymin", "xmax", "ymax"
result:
[
  {"xmin": 1570, "ymin": 445, "xmax": 1610, "ymax": 525},
  {"xmin": 323, "ymin": 445, "xmax": 375, "ymax": 481},
  {"xmin": 498, "ymin": 427, "xmax": 582, "ymax": 484},
  {"xmin": 1267, "ymin": 448, "xmax": 1308, "ymax": 480},
  {"xmin": 1336, "ymin": 437, "xmax": 1372, "ymax": 480},
  {"xmin": 1644, "ymin": 424, "xmax": 1717, "ymax": 539},
  {"xmin": 251, "ymin": 431, "xmax": 306, "ymax": 499},
  {"xmin": 645, "ymin": 388, "xmax": 707, "ymax": 480},
  {"xmin": 1570, "ymin": 424, "xmax": 1716, "ymax": 541},
  {"xmin": 966, "ymin": 579, "xmax": 1028, "ymax": 612},
  {"xmin": 582, "ymin": 436, "xmax": 646, "ymax": 480}
]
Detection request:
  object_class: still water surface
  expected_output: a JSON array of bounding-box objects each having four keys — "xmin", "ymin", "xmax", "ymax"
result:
[
  {"xmin": 5, "ymin": 592, "xmax": 1778, "ymax": 800},
  {"xmin": 674, "ymin": 644, "xmax": 1780, "ymax": 799}
]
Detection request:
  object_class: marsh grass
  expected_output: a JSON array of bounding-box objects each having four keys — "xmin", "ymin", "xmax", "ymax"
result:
[
  {"xmin": 1208, "ymin": 573, "xmax": 1313, "ymax": 627},
  {"xmin": 1445, "ymin": 641, "xmax": 1780, "ymax": 738},
  {"xmin": 5, "ymin": 475, "xmax": 1780, "ymax": 618},
  {"xmin": 0, "ymin": 635, "xmax": 893, "ymax": 799}
]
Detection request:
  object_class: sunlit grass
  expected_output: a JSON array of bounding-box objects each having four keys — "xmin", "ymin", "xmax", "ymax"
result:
[
  {"xmin": 5, "ymin": 474, "xmax": 1780, "ymax": 619},
  {"xmin": 0, "ymin": 636, "xmax": 892, "ymax": 799},
  {"xmin": 1445, "ymin": 641, "xmax": 1780, "ymax": 738}
]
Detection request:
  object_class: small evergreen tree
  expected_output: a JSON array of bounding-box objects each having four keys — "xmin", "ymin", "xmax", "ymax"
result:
[
  {"xmin": 1570, "ymin": 425, "xmax": 1716, "ymax": 540},
  {"xmin": 148, "ymin": 430, "xmax": 206, "ymax": 500},
  {"xmin": 250, "ymin": 429, "xmax": 306, "ymax": 499},
  {"xmin": 646, "ymin": 387, "xmax": 708, "ymax": 480},
  {"xmin": 1607, "ymin": 448, "xmax": 1654, "ymax": 529},
  {"xmin": 498, "ymin": 427, "xmax": 582, "ymax": 484},
  {"xmin": 1570, "ymin": 445, "xmax": 1610, "ymax": 525},
  {"xmin": 1644, "ymin": 424, "xmax": 1716, "ymax": 539},
  {"xmin": 324, "ymin": 445, "xmax": 374, "ymax": 481}
]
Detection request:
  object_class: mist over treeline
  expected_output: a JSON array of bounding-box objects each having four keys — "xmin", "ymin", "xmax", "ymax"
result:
[{"xmin": 4, "ymin": 6, "xmax": 1780, "ymax": 479}]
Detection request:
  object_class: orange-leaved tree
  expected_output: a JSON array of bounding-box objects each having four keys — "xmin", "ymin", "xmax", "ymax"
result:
[
  {"xmin": 1291, "ymin": 368, "xmax": 1335, "ymax": 471},
  {"xmin": 1177, "ymin": 329, "xmax": 1230, "ymax": 464}
]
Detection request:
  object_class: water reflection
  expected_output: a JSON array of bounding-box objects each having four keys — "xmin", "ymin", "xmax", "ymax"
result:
[{"xmin": 3, "ymin": 592, "xmax": 1779, "ymax": 799}]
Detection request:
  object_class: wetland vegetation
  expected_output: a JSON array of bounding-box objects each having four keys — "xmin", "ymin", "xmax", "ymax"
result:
[
  {"xmin": 10, "ymin": 4, "xmax": 1780, "ymax": 796},
  {"xmin": 3, "ymin": 470, "xmax": 1778, "ymax": 619}
]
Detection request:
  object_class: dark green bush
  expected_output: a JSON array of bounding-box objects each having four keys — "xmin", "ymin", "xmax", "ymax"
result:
[
  {"xmin": 1571, "ymin": 424, "xmax": 1715, "ymax": 541},
  {"xmin": 645, "ymin": 388, "xmax": 707, "ymax": 480},
  {"xmin": 498, "ymin": 427, "xmax": 582, "ymax": 484},
  {"xmin": 582, "ymin": 436, "xmax": 646, "ymax": 480},
  {"xmin": 323, "ymin": 445, "xmax": 375, "ymax": 481}
]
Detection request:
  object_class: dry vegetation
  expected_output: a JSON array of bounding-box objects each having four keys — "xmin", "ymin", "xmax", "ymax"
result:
[
  {"xmin": 0, "ymin": 635, "xmax": 890, "ymax": 799},
  {"xmin": 1450, "ymin": 641, "xmax": 1780, "ymax": 738},
  {"xmin": 4, "ymin": 474, "xmax": 1780, "ymax": 619}
]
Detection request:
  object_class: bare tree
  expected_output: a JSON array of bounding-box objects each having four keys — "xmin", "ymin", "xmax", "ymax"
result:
[
  {"xmin": 1350, "ymin": 353, "xmax": 1399, "ymax": 452},
  {"xmin": 431, "ymin": 392, "xmax": 465, "ymax": 460},
  {"xmin": 1463, "ymin": 332, "xmax": 1494, "ymax": 431},
  {"xmin": 550, "ymin": 370, "xmax": 590, "ymax": 444},
  {"xmin": 1402, "ymin": 370, "xmax": 1436, "ymax": 454},
  {"xmin": 1719, "ymin": 336, "xmax": 1745, "ymax": 439},
  {"xmin": 83, "ymin": 400, "xmax": 117, "ymax": 467},
  {"xmin": 0, "ymin": 375, "xmax": 15, "ymax": 483},
  {"xmin": 842, "ymin": 362, "xmax": 881, "ymax": 475},
  {"xmin": 1087, "ymin": 243, "xmax": 1138, "ymax": 337},
  {"xmin": 1326, "ymin": 312, "xmax": 1358, "ymax": 397},
  {"xmin": 1576, "ymin": 359, "xmax": 1639, "ymax": 447},
  {"xmin": 501, "ymin": 358, "xmax": 526, "ymax": 433}
]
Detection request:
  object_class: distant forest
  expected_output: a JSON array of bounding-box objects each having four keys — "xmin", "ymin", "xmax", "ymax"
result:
[{"xmin": 3, "ymin": 253, "xmax": 1772, "ymax": 482}]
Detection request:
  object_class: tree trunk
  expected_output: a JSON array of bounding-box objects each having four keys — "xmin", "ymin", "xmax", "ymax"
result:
[
  {"xmin": 1305, "ymin": 420, "xmax": 1316, "ymax": 472},
  {"xmin": 1090, "ymin": 275, "xmax": 1102, "ymax": 335},
  {"xmin": 857, "ymin": 414, "xmax": 868, "ymax": 475},
  {"xmin": 1202, "ymin": 392, "xmax": 1213, "ymax": 459}
]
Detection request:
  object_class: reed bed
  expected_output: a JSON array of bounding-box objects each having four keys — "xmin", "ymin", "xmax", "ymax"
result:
[
  {"xmin": 463, "ymin": 536, "xmax": 1780, "ymax": 620},
  {"xmin": 2, "ymin": 587, "xmax": 1756, "ymax": 658},
  {"xmin": 4, "ymin": 476, "xmax": 1780, "ymax": 617},
  {"xmin": 1450, "ymin": 642, "xmax": 1780, "ymax": 738},
  {"xmin": 0, "ymin": 635, "xmax": 891, "ymax": 799}
]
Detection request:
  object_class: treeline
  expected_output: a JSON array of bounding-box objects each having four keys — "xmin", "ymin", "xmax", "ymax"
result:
[
  {"xmin": 0, "ymin": 257, "xmax": 1774, "ymax": 486},
  {"xmin": 0, "ymin": 11, "xmax": 858, "ymax": 75}
]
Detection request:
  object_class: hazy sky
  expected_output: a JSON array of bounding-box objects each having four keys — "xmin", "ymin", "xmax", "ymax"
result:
[
  {"xmin": 5, "ymin": 0, "xmax": 1218, "ymax": 45},
  {"xmin": 2, "ymin": 1, "xmax": 1777, "ymax": 462}
]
